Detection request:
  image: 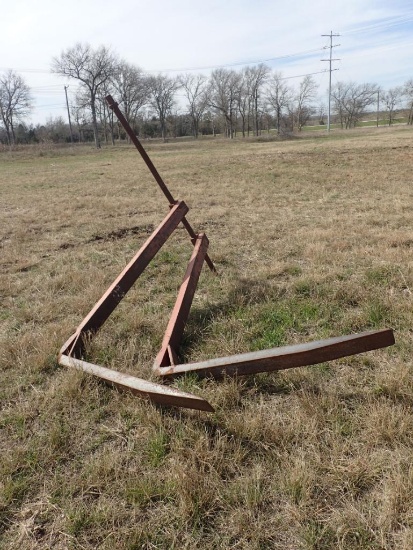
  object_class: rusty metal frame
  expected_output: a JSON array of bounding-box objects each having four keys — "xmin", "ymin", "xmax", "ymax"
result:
[
  {"xmin": 58, "ymin": 200, "xmax": 214, "ymax": 412},
  {"xmin": 58, "ymin": 96, "xmax": 395, "ymax": 413}
]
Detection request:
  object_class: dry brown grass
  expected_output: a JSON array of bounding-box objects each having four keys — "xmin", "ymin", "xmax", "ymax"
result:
[{"xmin": 1, "ymin": 127, "xmax": 413, "ymax": 548}]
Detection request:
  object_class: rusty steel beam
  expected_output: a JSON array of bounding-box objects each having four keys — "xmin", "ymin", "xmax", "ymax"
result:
[
  {"xmin": 105, "ymin": 94, "xmax": 216, "ymax": 274},
  {"xmin": 60, "ymin": 201, "xmax": 189, "ymax": 358},
  {"xmin": 59, "ymin": 354, "xmax": 214, "ymax": 412},
  {"xmin": 154, "ymin": 233, "xmax": 209, "ymax": 370},
  {"xmin": 155, "ymin": 328, "xmax": 395, "ymax": 378}
]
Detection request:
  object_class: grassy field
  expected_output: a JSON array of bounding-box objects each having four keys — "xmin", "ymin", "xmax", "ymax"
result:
[{"xmin": 1, "ymin": 126, "xmax": 413, "ymax": 549}]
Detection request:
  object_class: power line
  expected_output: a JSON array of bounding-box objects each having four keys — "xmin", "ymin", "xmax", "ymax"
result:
[
  {"xmin": 35, "ymin": 103, "xmax": 66, "ymax": 109},
  {"xmin": 0, "ymin": 47, "xmax": 325, "ymax": 77},
  {"xmin": 0, "ymin": 67, "xmax": 51, "ymax": 74},
  {"xmin": 147, "ymin": 47, "xmax": 325, "ymax": 73},
  {"xmin": 280, "ymin": 69, "xmax": 329, "ymax": 80}
]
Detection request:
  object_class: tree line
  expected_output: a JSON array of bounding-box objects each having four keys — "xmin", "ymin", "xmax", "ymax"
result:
[{"xmin": 2, "ymin": 42, "xmax": 413, "ymax": 146}]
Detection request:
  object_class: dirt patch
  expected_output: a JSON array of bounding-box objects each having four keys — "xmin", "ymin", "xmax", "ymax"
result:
[{"xmin": 88, "ymin": 224, "xmax": 155, "ymax": 243}]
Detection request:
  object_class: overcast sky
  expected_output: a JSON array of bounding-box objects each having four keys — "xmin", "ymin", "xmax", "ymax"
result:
[{"xmin": 2, "ymin": 0, "xmax": 413, "ymax": 125}]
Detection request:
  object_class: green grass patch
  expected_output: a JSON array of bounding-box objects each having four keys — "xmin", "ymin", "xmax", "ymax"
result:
[{"xmin": 146, "ymin": 428, "xmax": 170, "ymax": 467}]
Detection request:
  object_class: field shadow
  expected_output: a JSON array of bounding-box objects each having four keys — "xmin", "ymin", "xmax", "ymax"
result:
[{"xmin": 177, "ymin": 276, "xmax": 276, "ymax": 363}]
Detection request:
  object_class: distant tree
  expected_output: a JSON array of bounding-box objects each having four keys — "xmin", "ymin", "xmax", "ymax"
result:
[
  {"xmin": 95, "ymin": 78, "xmax": 118, "ymax": 145},
  {"xmin": 14, "ymin": 123, "xmax": 26, "ymax": 143},
  {"xmin": 403, "ymin": 79, "xmax": 413, "ymax": 124},
  {"xmin": 332, "ymin": 82, "xmax": 347, "ymax": 128},
  {"xmin": 0, "ymin": 70, "xmax": 32, "ymax": 145},
  {"xmin": 318, "ymin": 103, "xmax": 326, "ymax": 125},
  {"xmin": 383, "ymin": 86, "xmax": 404, "ymax": 126},
  {"xmin": 208, "ymin": 68, "xmax": 241, "ymax": 138},
  {"xmin": 96, "ymin": 95, "xmax": 113, "ymax": 144},
  {"xmin": 331, "ymin": 81, "xmax": 378, "ymax": 128},
  {"xmin": 199, "ymin": 110, "xmax": 218, "ymax": 136},
  {"xmin": 237, "ymin": 69, "xmax": 252, "ymax": 137},
  {"xmin": 111, "ymin": 61, "xmax": 149, "ymax": 132},
  {"xmin": 139, "ymin": 109, "xmax": 159, "ymax": 138},
  {"xmin": 245, "ymin": 64, "xmax": 270, "ymax": 135},
  {"xmin": 266, "ymin": 72, "xmax": 293, "ymax": 134},
  {"xmin": 71, "ymin": 88, "xmax": 92, "ymax": 142},
  {"xmin": 293, "ymin": 75, "xmax": 318, "ymax": 131},
  {"xmin": 26, "ymin": 125, "xmax": 38, "ymax": 143},
  {"xmin": 179, "ymin": 73, "xmax": 209, "ymax": 138},
  {"xmin": 43, "ymin": 116, "xmax": 70, "ymax": 142},
  {"xmin": 51, "ymin": 43, "xmax": 117, "ymax": 148},
  {"xmin": 148, "ymin": 74, "xmax": 179, "ymax": 141}
]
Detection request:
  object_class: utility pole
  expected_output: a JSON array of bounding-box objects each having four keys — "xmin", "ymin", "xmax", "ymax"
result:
[
  {"xmin": 64, "ymin": 85, "xmax": 74, "ymax": 143},
  {"xmin": 321, "ymin": 31, "xmax": 340, "ymax": 132},
  {"xmin": 376, "ymin": 90, "xmax": 380, "ymax": 127}
]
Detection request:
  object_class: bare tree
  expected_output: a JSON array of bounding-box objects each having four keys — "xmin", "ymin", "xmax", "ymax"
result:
[
  {"xmin": 293, "ymin": 75, "xmax": 318, "ymax": 131},
  {"xmin": 318, "ymin": 103, "xmax": 326, "ymax": 125},
  {"xmin": 208, "ymin": 68, "xmax": 241, "ymax": 138},
  {"xmin": 111, "ymin": 61, "xmax": 149, "ymax": 132},
  {"xmin": 148, "ymin": 74, "xmax": 179, "ymax": 141},
  {"xmin": 0, "ymin": 70, "xmax": 32, "ymax": 145},
  {"xmin": 383, "ymin": 86, "xmax": 404, "ymax": 126},
  {"xmin": 331, "ymin": 81, "xmax": 347, "ymax": 128},
  {"xmin": 244, "ymin": 64, "xmax": 270, "ymax": 136},
  {"xmin": 70, "ymin": 87, "xmax": 92, "ymax": 142},
  {"xmin": 41, "ymin": 116, "xmax": 69, "ymax": 142},
  {"xmin": 403, "ymin": 79, "xmax": 413, "ymax": 124},
  {"xmin": 331, "ymin": 81, "xmax": 378, "ymax": 128},
  {"xmin": 237, "ymin": 70, "xmax": 252, "ymax": 137},
  {"xmin": 179, "ymin": 73, "xmax": 209, "ymax": 138},
  {"xmin": 51, "ymin": 43, "xmax": 117, "ymax": 148},
  {"xmin": 96, "ymin": 79, "xmax": 117, "ymax": 145},
  {"xmin": 266, "ymin": 72, "xmax": 293, "ymax": 134}
]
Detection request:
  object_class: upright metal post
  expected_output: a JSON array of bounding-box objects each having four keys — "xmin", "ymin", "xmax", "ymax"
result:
[
  {"xmin": 321, "ymin": 31, "xmax": 340, "ymax": 133},
  {"xmin": 376, "ymin": 90, "xmax": 380, "ymax": 127},
  {"xmin": 105, "ymin": 95, "xmax": 216, "ymax": 273},
  {"xmin": 64, "ymin": 85, "xmax": 74, "ymax": 143}
]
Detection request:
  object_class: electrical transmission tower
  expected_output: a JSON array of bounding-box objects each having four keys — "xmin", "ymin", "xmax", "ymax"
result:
[{"xmin": 321, "ymin": 31, "xmax": 340, "ymax": 132}]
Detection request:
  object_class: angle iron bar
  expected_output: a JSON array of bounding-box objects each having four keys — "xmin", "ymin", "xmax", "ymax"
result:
[
  {"xmin": 105, "ymin": 94, "xmax": 216, "ymax": 273},
  {"xmin": 155, "ymin": 328, "xmax": 395, "ymax": 378},
  {"xmin": 154, "ymin": 233, "xmax": 209, "ymax": 370},
  {"xmin": 60, "ymin": 201, "xmax": 189, "ymax": 358},
  {"xmin": 59, "ymin": 354, "xmax": 214, "ymax": 412}
]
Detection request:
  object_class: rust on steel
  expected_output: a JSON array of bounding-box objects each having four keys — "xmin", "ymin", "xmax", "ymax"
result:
[
  {"xmin": 59, "ymin": 354, "xmax": 214, "ymax": 412},
  {"xmin": 105, "ymin": 94, "xmax": 216, "ymax": 273},
  {"xmin": 154, "ymin": 233, "xmax": 209, "ymax": 370},
  {"xmin": 155, "ymin": 328, "xmax": 395, "ymax": 378},
  {"xmin": 60, "ymin": 201, "xmax": 189, "ymax": 359}
]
